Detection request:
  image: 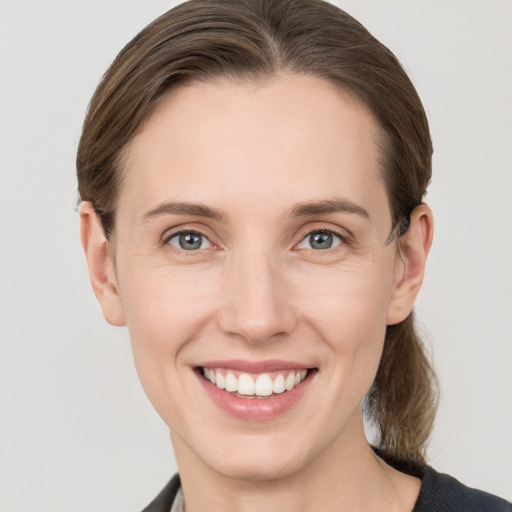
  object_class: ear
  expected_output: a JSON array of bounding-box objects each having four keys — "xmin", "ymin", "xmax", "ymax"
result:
[
  {"xmin": 79, "ymin": 202, "xmax": 126, "ymax": 326},
  {"xmin": 386, "ymin": 204, "xmax": 433, "ymax": 325}
]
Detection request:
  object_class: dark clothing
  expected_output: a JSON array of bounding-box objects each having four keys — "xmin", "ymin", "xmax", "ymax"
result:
[
  {"xmin": 142, "ymin": 455, "xmax": 512, "ymax": 512},
  {"xmin": 142, "ymin": 474, "xmax": 181, "ymax": 512},
  {"xmin": 385, "ymin": 451, "xmax": 512, "ymax": 511},
  {"xmin": 414, "ymin": 466, "xmax": 511, "ymax": 511}
]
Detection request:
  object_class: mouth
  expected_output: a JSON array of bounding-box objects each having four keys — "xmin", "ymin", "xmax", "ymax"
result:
[
  {"xmin": 197, "ymin": 366, "xmax": 314, "ymax": 399},
  {"xmin": 194, "ymin": 361, "xmax": 317, "ymax": 419}
]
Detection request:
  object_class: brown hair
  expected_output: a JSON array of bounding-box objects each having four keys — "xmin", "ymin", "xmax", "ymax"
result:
[{"xmin": 77, "ymin": 0, "xmax": 437, "ymax": 464}]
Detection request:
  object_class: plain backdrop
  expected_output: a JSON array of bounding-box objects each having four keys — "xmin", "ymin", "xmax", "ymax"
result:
[{"xmin": 1, "ymin": 1, "xmax": 511, "ymax": 510}]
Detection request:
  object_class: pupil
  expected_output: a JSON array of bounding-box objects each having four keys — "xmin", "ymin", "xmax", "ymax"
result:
[
  {"xmin": 310, "ymin": 232, "xmax": 333, "ymax": 250},
  {"xmin": 179, "ymin": 233, "xmax": 202, "ymax": 250}
]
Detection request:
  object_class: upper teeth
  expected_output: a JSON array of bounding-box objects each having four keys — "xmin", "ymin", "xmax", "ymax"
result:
[{"xmin": 202, "ymin": 368, "xmax": 308, "ymax": 397}]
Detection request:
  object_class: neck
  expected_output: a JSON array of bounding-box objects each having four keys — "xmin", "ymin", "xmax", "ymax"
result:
[{"xmin": 172, "ymin": 414, "xmax": 420, "ymax": 512}]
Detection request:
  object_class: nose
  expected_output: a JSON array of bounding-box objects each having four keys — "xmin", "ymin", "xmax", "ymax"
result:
[{"xmin": 217, "ymin": 250, "xmax": 296, "ymax": 344}]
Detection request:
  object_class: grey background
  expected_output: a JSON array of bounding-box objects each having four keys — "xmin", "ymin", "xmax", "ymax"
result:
[{"xmin": 1, "ymin": 1, "xmax": 511, "ymax": 510}]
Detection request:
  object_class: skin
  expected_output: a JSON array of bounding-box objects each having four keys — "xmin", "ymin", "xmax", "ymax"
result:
[{"xmin": 81, "ymin": 75, "xmax": 433, "ymax": 511}]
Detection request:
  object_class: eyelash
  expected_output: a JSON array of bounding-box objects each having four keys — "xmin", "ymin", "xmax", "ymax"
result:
[
  {"xmin": 163, "ymin": 230, "xmax": 215, "ymax": 251},
  {"xmin": 162, "ymin": 226, "xmax": 351, "ymax": 253},
  {"xmin": 295, "ymin": 227, "xmax": 349, "ymax": 251}
]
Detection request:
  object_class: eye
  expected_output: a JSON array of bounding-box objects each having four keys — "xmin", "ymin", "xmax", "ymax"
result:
[
  {"xmin": 166, "ymin": 231, "xmax": 212, "ymax": 251},
  {"xmin": 297, "ymin": 230, "xmax": 344, "ymax": 250}
]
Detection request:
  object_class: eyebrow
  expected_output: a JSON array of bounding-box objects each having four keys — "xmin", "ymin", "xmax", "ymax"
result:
[
  {"xmin": 290, "ymin": 199, "xmax": 369, "ymax": 219},
  {"xmin": 140, "ymin": 198, "xmax": 369, "ymax": 224},
  {"xmin": 140, "ymin": 201, "xmax": 224, "ymax": 223}
]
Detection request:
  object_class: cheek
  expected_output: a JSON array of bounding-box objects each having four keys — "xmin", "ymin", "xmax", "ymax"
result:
[
  {"xmin": 298, "ymin": 266, "xmax": 392, "ymax": 387},
  {"xmin": 115, "ymin": 261, "xmax": 219, "ymax": 394},
  {"xmin": 116, "ymin": 269, "xmax": 219, "ymax": 428},
  {"xmin": 119, "ymin": 258, "xmax": 216, "ymax": 340},
  {"xmin": 315, "ymin": 293, "xmax": 387, "ymax": 378},
  {"xmin": 298, "ymin": 261, "xmax": 393, "ymax": 335}
]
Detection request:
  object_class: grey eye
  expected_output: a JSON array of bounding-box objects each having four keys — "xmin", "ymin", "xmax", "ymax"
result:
[
  {"xmin": 297, "ymin": 230, "xmax": 343, "ymax": 250},
  {"xmin": 167, "ymin": 232, "xmax": 210, "ymax": 251},
  {"xmin": 310, "ymin": 232, "xmax": 334, "ymax": 250}
]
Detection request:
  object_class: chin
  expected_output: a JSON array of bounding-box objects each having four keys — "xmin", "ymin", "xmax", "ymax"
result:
[
  {"xmin": 210, "ymin": 453, "xmax": 308, "ymax": 482},
  {"xmin": 198, "ymin": 431, "xmax": 316, "ymax": 482}
]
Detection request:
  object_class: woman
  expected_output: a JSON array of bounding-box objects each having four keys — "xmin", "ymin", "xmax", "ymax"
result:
[{"xmin": 77, "ymin": 0, "xmax": 511, "ymax": 510}]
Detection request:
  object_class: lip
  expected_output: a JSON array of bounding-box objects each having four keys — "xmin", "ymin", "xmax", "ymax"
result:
[
  {"xmin": 195, "ymin": 360, "xmax": 317, "ymax": 421},
  {"xmin": 197, "ymin": 359, "xmax": 312, "ymax": 373}
]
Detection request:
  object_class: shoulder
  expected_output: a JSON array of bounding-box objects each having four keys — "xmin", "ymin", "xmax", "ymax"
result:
[
  {"xmin": 141, "ymin": 474, "xmax": 181, "ymax": 512},
  {"xmin": 142, "ymin": 467, "xmax": 512, "ymax": 512},
  {"xmin": 413, "ymin": 466, "xmax": 512, "ymax": 512},
  {"xmin": 374, "ymin": 448, "xmax": 511, "ymax": 512}
]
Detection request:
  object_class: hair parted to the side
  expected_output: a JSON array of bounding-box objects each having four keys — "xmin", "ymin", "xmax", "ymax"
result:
[{"xmin": 77, "ymin": 0, "xmax": 438, "ymax": 464}]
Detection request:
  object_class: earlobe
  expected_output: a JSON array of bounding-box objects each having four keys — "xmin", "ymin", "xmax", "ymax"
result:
[
  {"xmin": 386, "ymin": 204, "xmax": 434, "ymax": 325},
  {"xmin": 79, "ymin": 202, "xmax": 126, "ymax": 327}
]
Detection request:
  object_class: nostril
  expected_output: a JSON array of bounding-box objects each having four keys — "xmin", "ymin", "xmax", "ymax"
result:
[{"xmin": 216, "ymin": 275, "xmax": 297, "ymax": 342}]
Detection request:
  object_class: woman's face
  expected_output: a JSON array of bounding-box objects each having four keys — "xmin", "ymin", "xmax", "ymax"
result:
[{"xmin": 109, "ymin": 75, "xmax": 407, "ymax": 480}]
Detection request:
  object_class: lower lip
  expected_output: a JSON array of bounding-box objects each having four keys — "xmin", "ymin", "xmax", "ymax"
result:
[{"xmin": 197, "ymin": 371, "xmax": 315, "ymax": 421}]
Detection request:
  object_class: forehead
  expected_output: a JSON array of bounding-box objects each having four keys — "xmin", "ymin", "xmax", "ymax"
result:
[{"xmin": 119, "ymin": 74, "xmax": 389, "ymax": 225}]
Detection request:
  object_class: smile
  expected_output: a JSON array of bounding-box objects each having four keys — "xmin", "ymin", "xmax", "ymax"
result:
[
  {"xmin": 195, "ymin": 360, "xmax": 317, "ymax": 420},
  {"xmin": 200, "ymin": 367, "xmax": 309, "ymax": 398}
]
